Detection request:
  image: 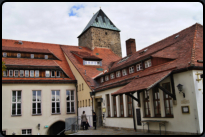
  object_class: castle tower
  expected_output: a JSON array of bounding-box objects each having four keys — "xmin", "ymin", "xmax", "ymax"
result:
[{"xmin": 78, "ymin": 9, "xmax": 122, "ymax": 57}]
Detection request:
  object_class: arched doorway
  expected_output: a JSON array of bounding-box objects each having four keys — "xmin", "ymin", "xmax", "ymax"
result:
[{"xmin": 47, "ymin": 121, "xmax": 65, "ymax": 135}]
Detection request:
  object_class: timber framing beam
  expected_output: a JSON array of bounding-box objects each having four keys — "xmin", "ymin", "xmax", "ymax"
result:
[
  {"xmin": 125, "ymin": 92, "xmax": 141, "ymax": 107},
  {"xmin": 157, "ymin": 84, "xmax": 176, "ymax": 99}
]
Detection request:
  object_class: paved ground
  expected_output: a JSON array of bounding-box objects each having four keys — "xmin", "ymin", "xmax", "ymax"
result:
[{"xmin": 66, "ymin": 127, "xmax": 160, "ymax": 135}]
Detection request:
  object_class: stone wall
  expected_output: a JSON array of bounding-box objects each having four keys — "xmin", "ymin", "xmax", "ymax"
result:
[{"xmin": 78, "ymin": 27, "xmax": 122, "ymax": 57}]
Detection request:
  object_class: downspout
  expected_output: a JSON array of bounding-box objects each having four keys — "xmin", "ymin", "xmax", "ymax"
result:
[{"xmin": 75, "ymin": 84, "xmax": 78, "ymax": 119}]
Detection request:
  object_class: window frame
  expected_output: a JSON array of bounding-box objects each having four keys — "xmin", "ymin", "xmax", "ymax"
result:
[
  {"xmin": 129, "ymin": 66, "xmax": 134, "ymax": 74},
  {"xmin": 105, "ymin": 75, "xmax": 109, "ymax": 81},
  {"xmin": 3, "ymin": 70, "xmax": 8, "ymax": 77},
  {"xmin": 127, "ymin": 95, "xmax": 133, "ymax": 117},
  {"xmin": 14, "ymin": 70, "xmax": 19, "ymax": 77},
  {"xmin": 9, "ymin": 70, "xmax": 13, "ymax": 77},
  {"xmin": 56, "ymin": 71, "xmax": 60, "ymax": 77},
  {"xmin": 51, "ymin": 70, "xmax": 55, "ymax": 78},
  {"xmin": 30, "ymin": 70, "xmax": 34, "ymax": 77},
  {"xmin": 110, "ymin": 73, "xmax": 115, "ymax": 79},
  {"xmin": 145, "ymin": 59, "xmax": 152, "ymax": 68},
  {"xmin": 113, "ymin": 96, "xmax": 117, "ymax": 117},
  {"xmin": 45, "ymin": 70, "xmax": 50, "ymax": 77},
  {"xmin": 101, "ymin": 77, "xmax": 104, "ymax": 83},
  {"xmin": 32, "ymin": 90, "xmax": 41, "ymax": 115},
  {"xmin": 35, "ymin": 70, "xmax": 39, "ymax": 77},
  {"xmin": 120, "ymin": 94, "xmax": 124, "ymax": 117},
  {"xmin": 12, "ymin": 91, "xmax": 21, "ymax": 116},
  {"xmin": 136, "ymin": 63, "xmax": 143, "ymax": 71},
  {"xmin": 20, "ymin": 70, "xmax": 24, "ymax": 77},
  {"xmin": 66, "ymin": 90, "xmax": 75, "ymax": 113},
  {"xmin": 31, "ymin": 54, "xmax": 34, "ymax": 59},
  {"xmin": 122, "ymin": 69, "xmax": 127, "ymax": 76},
  {"xmin": 3, "ymin": 52, "xmax": 7, "ymax": 57},
  {"xmin": 45, "ymin": 55, "xmax": 48, "ymax": 59},
  {"xmin": 162, "ymin": 82, "xmax": 173, "ymax": 117},
  {"xmin": 153, "ymin": 86, "xmax": 161, "ymax": 117},
  {"xmin": 17, "ymin": 53, "xmax": 21, "ymax": 58},
  {"xmin": 51, "ymin": 90, "xmax": 60, "ymax": 114},
  {"xmin": 116, "ymin": 71, "xmax": 121, "ymax": 78},
  {"xmin": 25, "ymin": 70, "xmax": 29, "ymax": 77},
  {"xmin": 144, "ymin": 90, "xmax": 151, "ymax": 117},
  {"xmin": 22, "ymin": 129, "xmax": 32, "ymax": 135}
]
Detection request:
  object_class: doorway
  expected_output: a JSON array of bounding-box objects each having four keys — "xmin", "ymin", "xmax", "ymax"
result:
[
  {"xmin": 47, "ymin": 121, "xmax": 65, "ymax": 135},
  {"xmin": 95, "ymin": 99, "xmax": 102, "ymax": 127}
]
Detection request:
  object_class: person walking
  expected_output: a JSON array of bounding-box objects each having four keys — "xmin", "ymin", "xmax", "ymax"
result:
[
  {"xmin": 81, "ymin": 111, "xmax": 87, "ymax": 130},
  {"xmin": 93, "ymin": 111, "xmax": 97, "ymax": 130}
]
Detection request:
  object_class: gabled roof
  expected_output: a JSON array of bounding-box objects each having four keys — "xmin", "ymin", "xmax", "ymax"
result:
[
  {"xmin": 78, "ymin": 9, "xmax": 120, "ymax": 38},
  {"xmin": 2, "ymin": 39, "xmax": 76, "ymax": 82},
  {"xmin": 61, "ymin": 46, "xmax": 121, "ymax": 89}
]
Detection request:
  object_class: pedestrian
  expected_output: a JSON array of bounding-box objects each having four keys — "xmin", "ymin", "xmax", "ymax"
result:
[
  {"xmin": 85, "ymin": 119, "xmax": 90, "ymax": 130},
  {"xmin": 81, "ymin": 111, "xmax": 87, "ymax": 130},
  {"xmin": 93, "ymin": 111, "xmax": 97, "ymax": 130}
]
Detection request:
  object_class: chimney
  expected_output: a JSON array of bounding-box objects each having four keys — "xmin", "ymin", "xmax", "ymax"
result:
[{"xmin": 126, "ymin": 38, "xmax": 136, "ymax": 56}]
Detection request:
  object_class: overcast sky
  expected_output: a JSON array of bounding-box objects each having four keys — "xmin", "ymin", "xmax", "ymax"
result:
[{"xmin": 2, "ymin": 2, "xmax": 203, "ymax": 57}]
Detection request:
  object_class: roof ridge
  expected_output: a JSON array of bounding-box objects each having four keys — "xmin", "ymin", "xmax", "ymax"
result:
[{"xmin": 190, "ymin": 23, "xmax": 198, "ymax": 66}]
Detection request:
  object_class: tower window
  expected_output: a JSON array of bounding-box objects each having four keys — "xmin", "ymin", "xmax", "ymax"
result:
[{"xmin": 105, "ymin": 32, "xmax": 107, "ymax": 35}]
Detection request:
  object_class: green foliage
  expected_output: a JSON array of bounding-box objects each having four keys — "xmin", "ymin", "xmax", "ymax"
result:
[{"xmin": 2, "ymin": 61, "xmax": 7, "ymax": 76}]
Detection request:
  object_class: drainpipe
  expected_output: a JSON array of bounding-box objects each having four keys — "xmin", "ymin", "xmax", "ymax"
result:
[{"xmin": 75, "ymin": 84, "xmax": 78, "ymax": 120}]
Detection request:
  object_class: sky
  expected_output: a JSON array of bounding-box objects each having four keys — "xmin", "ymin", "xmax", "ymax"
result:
[{"xmin": 2, "ymin": 2, "xmax": 203, "ymax": 57}]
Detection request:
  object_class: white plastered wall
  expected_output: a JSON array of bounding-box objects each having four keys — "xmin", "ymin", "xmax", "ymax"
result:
[{"xmin": 2, "ymin": 83, "xmax": 76, "ymax": 135}]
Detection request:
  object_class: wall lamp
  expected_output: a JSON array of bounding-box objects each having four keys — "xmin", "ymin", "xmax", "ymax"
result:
[{"xmin": 177, "ymin": 84, "xmax": 185, "ymax": 98}]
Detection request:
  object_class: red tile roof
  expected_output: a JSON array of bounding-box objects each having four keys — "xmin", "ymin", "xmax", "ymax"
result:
[
  {"xmin": 61, "ymin": 46, "xmax": 121, "ymax": 89},
  {"xmin": 71, "ymin": 51, "xmax": 102, "ymax": 60},
  {"xmin": 111, "ymin": 70, "xmax": 172, "ymax": 96},
  {"xmin": 2, "ymin": 39, "xmax": 76, "ymax": 82}
]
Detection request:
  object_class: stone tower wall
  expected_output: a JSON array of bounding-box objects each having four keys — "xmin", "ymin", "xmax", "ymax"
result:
[{"xmin": 78, "ymin": 27, "xmax": 122, "ymax": 57}]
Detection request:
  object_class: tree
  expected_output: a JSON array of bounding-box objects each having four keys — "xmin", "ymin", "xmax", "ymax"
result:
[{"xmin": 2, "ymin": 61, "xmax": 7, "ymax": 76}]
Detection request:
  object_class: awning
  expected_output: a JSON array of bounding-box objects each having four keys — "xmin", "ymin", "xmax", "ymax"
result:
[{"xmin": 111, "ymin": 70, "xmax": 172, "ymax": 96}]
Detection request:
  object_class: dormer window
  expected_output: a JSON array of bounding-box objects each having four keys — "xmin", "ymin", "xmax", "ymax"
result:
[
  {"xmin": 51, "ymin": 70, "xmax": 55, "ymax": 77},
  {"xmin": 145, "ymin": 59, "xmax": 152, "ymax": 68},
  {"xmin": 31, "ymin": 54, "xmax": 34, "ymax": 59},
  {"xmin": 129, "ymin": 66, "xmax": 134, "ymax": 74},
  {"xmin": 56, "ymin": 71, "xmax": 60, "ymax": 77},
  {"xmin": 9, "ymin": 70, "xmax": 13, "ymax": 77},
  {"xmin": 45, "ymin": 70, "xmax": 50, "ymax": 77},
  {"xmin": 122, "ymin": 69, "xmax": 127, "ymax": 76},
  {"xmin": 84, "ymin": 60, "xmax": 101, "ymax": 66},
  {"xmin": 136, "ymin": 63, "xmax": 143, "ymax": 71},
  {"xmin": 105, "ymin": 75, "xmax": 109, "ymax": 81},
  {"xmin": 3, "ymin": 70, "xmax": 8, "ymax": 77},
  {"xmin": 35, "ymin": 70, "xmax": 39, "ymax": 77},
  {"xmin": 101, "ymin": 77, "xmax": 104, "ymax": 83},
  {"xmin": 45, "ymin": 55, "xmax": 48, "ymax": 59},
  {"xmin": 14, "ymin": 70, "xmax": 19, "ymax": 77},
  {"xmin": 17, "ymin": 53, "xmax": 21, "ymax": 58},
  {"xmin": 116, "ymin": 71, "xmax": 121, "ymax": 78},
  {"xmin": 110, "ymin": 73, "xmax": 115, "ymax": 79},
  {"xmin": 30, "ymin": 70, "xmax": 34, "ymax": 77},
  {"xmin": 3, "ymin": 52, "xmax": 7, "ymax": 57}
]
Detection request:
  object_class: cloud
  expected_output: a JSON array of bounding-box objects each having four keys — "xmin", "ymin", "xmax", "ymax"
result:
[{"xmin": 2, "ymin": 2, "xmax": 203, "ymax": 57}]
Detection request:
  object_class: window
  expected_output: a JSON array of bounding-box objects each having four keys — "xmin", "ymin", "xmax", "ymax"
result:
[
  {"xmin": 85, "ymin": 61, "xmax": 100, "ymax": 66},
  {"xmin": 153, "ymin": 86, "xmax": 161, "ymax": 117},
  {"xmin": 31, "ymin": 54, "xmax": 34, "ymax": 59},
  {"xmin": 66, "ymin": 90, "xmax": 75, "ymax": 113},
  {"xmin": 17, "ymin": 53, "xmax": 21, "ymax": 58},
  {"xmin": 101, "ymin": 77, "xmax": 104, "ymax": 83},
  {"xmin": 22, "ymin": 129, "xmax": 32, "ymax": 135},
  {"xmin": 9, "ymin": 70, "xmax": 13, "ymax": 77},
  {"xmin": 14, "ymin": 70, "xmax": 18, "ymax": 77},
  {"xmin": 25, "ymin": 70, "xmax": 29, "ymax": 77},
  {"xmin": 79, "ymin": 84, "xmax": 81, "ymax": 91},
  {"xmin": 110, "ymin": 73, "xmax": 115, "ymax": 79},
  {"xmin": 122, "ymin": 69, "xmax": 127, "ymax": 76},
  {"xmin": 145, "ymin": 59, "xmax": 152, "ymax": 68},
  {"xmin": 162, "ymin": 82, "xmax": 173, "ymax": 117},
  {"xmin": 45, "ymin": 70, "xmax": 50, "ymax": 77},
  {"xmin": 30, "ymin": 70, "xmax": 34, "ymax": 77},
  {"xmin": 107, "ymin": 94, "xmax": 110, "ymax": 117},
  {"xmin": 136, "ymin": 63, "xmax": 143, "ymax": 71},
  {"xmin": 3, "ymin": 70, "xmax": 8, "ymax": 77},
  {"xmin": 12, "ymin": 91, "xmax": 21, "ymax": 115},
  {"xmin": 3, "ymin": 52, "xmax": 7, "ymax": 57},
  {"xmin": 116, "ymin": 71, "xmax": 121, "ymax": 78},
  {"xmin": 45, "ymin": 55, "xmax": 48, "ymax": 59},
  {"xmin": 127, "ymin": 96, "xmax": 133, "ymax": 117},
  {"xmin": 113, "ymin": 96, "xmax": 117, "ymax": 117},
  {"xmin": 51, "ymin": 90, "xmax": 60, "ymax": 114},
  {"xmin": 51, "ymin": 70, "xmax": 55, "ymax": 77},
  {"xmin": 35, "ymin": 70, "xmax": 39, "ymax": 77},
  {"xmin": 85, "ymin": 99, "xmax": 87, "ymax": 107},
  {"xmin": 120, "ymin": 95, "xmax": 124, "ymax": 117},
  {"xmin": 20, "ymin": 70, "xmax": 24, "ymax": 77},
  {"xmin": 89, "ymin": 99, "xmax": 90, "ymax": 106},
  {"xmin": 144, "ymin": 90, "xmax": 150, "ymax": 117},
  {"xmin": 32, "ymin": 91, "xmax": 41, "ymax": 115},
  {"xmin": 56, "ymin": 71, "xmax": 60, "ymax": 77},
  {"xmin": 83, "ymin": 100, "xmax": 84, "ymax": 107},
  {"xmin": 80, "ymin": 101, "xmax": 81, "ymax": 107},
  {"xmin": 82, "ymin": 83, "xmax": 84, "ymax": 91},
  {"xmin": 105, "ymin": 75, "xmax": 109, "ymax": 81},
  {"xmin": 129, "ymin": 66, "xmax": 134, "ymax": 74}
]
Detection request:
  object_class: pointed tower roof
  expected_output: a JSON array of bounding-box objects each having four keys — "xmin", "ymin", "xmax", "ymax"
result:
[{"xmin": 77, "ymin": 9, "xmax": 120, "ymax": 38}]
